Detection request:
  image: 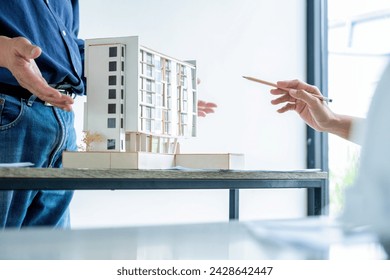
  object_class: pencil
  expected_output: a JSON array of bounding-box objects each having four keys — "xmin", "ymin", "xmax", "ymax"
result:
[{"xmin": 242, "ymin": 76, "xmax": 332, "ymax": 103}]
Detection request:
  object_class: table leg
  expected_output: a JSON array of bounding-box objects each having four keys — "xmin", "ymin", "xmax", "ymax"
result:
[{"xmin": 229, "ymin": 189, "xmax": 239, "ymax": 220}]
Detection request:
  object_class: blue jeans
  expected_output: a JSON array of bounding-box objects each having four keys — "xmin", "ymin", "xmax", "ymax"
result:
[{"xmin": 0, "ymin": 94, "xmax": 76, "ymax": 228}]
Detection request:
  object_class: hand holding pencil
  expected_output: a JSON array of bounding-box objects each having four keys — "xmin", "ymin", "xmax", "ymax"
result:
[
  {"xmin": 242, "ymin": 76, "xmax": 332, "ymax": 103},
  {"xmin": 243, "ymin": 76, "xmax": 339, "ymax": 133}
]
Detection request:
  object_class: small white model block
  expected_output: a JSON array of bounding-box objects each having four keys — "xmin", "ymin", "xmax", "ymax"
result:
[
  {"xmin": 110, "ymin": 152, "xmax": 176, "ymax": 169},
  {"xmin": 175, "ymin": 153, "xmax": 245, "ymax": 170},
  {"xmin": 63, "ymin": 152, "xmax": 176, "ymax": 170},
  {"xmin": 63, "ymin": 152, "xmax": 111, "ymax": 169},
  {"xmin": 63, "ymin": 152, "xmax": 244, "ymax": 170}
]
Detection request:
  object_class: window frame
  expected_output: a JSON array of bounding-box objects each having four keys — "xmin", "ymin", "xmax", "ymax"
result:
[{"xmin": 306, "ymin": 0, "xmax": 329, "ymax": 214}]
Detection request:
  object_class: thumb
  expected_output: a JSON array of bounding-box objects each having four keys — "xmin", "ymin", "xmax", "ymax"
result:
[
  {"xmin": 25, "ymin": 45, "xmax": 42, "ymax": 60},
  {"xmin": 16, "ymin": 38, "xmax": 42, "ymax": 60}
]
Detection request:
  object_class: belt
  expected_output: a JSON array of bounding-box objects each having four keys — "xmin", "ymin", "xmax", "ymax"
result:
[{"xmin": 0, "ymin": 82, "xmax": 74, "ymax": 105}]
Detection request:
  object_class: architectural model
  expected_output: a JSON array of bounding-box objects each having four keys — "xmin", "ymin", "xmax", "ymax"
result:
[
  {"xmin": 83, "ymin": 36, "xmax": 197, "ymax": 153},
  {"xmin": 63, "ymin": 36, "xmax": 243, "ymax": 169}
]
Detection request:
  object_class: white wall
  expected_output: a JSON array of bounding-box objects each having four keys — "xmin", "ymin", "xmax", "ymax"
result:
[{"xmin": 70, "ymin": 0, "xmax": 307, "ymax": 228}]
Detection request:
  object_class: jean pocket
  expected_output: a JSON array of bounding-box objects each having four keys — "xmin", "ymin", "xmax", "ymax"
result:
[{"xmin": 0, "ymin": 94, "xmax": 25, "ymax": 130}]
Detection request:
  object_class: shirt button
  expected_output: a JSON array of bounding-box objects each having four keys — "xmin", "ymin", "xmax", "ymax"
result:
[{"xmin": 62, "ymin": 30, "xmax": 67, "ymax": 36}]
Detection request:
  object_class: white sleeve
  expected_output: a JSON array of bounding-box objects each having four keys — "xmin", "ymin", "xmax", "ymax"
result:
[
  {"xmin": 349, "ymin": 117, "xmax": 367, "ymax": 146},
  {"xmin": 342, "ymin": 62, "xmax": 390, "ymax": 238}
]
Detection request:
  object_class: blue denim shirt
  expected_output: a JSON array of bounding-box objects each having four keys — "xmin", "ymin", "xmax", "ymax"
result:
[{"xmin": 0, "ymin": 0, "xmax": 85, "ymax": 95}]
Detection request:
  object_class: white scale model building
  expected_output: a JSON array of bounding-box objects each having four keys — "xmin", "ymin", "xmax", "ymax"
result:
[{"xmin": 63, "ymin": 36, "xmax": 243, "ymax": 169}]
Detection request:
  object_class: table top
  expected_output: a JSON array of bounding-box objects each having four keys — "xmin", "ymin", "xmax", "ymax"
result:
[
  {"xmin": 0, "ymin": 167, "xmax": 327, "ymax": 180},
  {"xmin": 0, "ymin": 218, "xmax": 385, "ymax": 260},
  {"xmin": 0, "ymin": 168, "xmax": 328, "ymax": 190}
]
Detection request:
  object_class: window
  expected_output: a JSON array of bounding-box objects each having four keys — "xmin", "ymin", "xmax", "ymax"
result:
[
  {"xmin": 146, "ymin": 53, "xmax": 153, "ymax": 64},
  {"xmin": 145, "ymin": 119, "xmax": 151, "ymax": 132},
  {"xmin": 327, "ymin": 1, "xmax": 390, "ymax": 215},
  {"xmin": 192, "ymin": 91, "xmax": 197, "ymax": 113},
  {"xmin": 146, "ymin": 79, "xmax": 152, "ymax": 91},
  {"xmin": 107, "ymin": 118, "xmax": 116, "ymax": 128},
  {"xmin": 108, "ymin": 104, "xmax": 116, "ymax": 114},
  {"xmin": 107, "ymin": 139, "xmax": 116, "ymax": 150},
  {"xmin": 181, "ymin": 113, "xmax": 187, "ymax": 124},
  {"xmin": 142, "ymin": 106, "xmax": 152, "ymax": 118},
  {"xmin": 146, "ymin": 93, "xmax": 153, "ymax": 104},
  {"xmin": 109, "ymin": 47, "xmax": 117, "ymax": 57},
  {"xmin": 146, "ymin": 65, "xmax": 153, "ymax": 77},
  {"xmin": 182, "ymin": 100, "xmax": 188, "ymax": 112},
  {"xmin": 164, "ymin": 122, "xmax": 171, "ymax": 134},
  {"xmin": 108, "ymin": 89, "xmax": 116, "ymax": 99},
  {"xmin": 192, "ymin": 115, "xmax": 197, "ymax": 137},
  {"xmin": 109, "ymin": 61, "xmax": 117, "ymax": 71},
  {"xmin": 155, "ymin": 120, "xmax": 162, "ymax": 133},
  {"xmin": 108, "ymin": 76, "xmax": 117, "ymax": 85}
]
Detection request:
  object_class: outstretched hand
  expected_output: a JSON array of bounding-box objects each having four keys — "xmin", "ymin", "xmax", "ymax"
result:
[{"xmin": 1, "ymin": 36, "xmax": 73, "ymax": 111}]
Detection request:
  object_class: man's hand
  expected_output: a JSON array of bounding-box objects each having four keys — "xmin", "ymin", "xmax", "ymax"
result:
[
  {"xmin": 198, "ymin": 100, "xmax": 217, "ymax": 117},
  {"xmin": 0, "ymin": 36, "xmax": 73, "ymax": 111},
  {"xmin": 196, "ymin": 78, "xmax": 217, "ymax": 117}
]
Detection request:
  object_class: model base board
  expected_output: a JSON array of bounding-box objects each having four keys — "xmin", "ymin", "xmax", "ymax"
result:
[{"xmin": 62, "ymin": 152, "xmax": 244, "ymax": 170}]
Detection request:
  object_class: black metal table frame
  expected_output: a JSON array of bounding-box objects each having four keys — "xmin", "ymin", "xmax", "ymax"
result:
[{"xmin": 0, "ymin": 169, "xmax": 328, "ymax": 220}]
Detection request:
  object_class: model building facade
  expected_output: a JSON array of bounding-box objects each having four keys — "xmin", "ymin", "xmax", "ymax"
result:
[{"xmin": 84, "ymin": 36, "xmax": 197, "ymax": 154}]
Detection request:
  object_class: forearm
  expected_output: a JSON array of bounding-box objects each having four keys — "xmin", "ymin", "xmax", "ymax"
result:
[{"xmin": 327, "ymin": 114, "xmax": 362, "ymax": 142}]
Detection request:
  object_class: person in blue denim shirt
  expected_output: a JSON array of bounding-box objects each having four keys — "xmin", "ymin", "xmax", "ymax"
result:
[{"xmin": 0, "ymin": 1, "xmax": 83, "ymax": 228}]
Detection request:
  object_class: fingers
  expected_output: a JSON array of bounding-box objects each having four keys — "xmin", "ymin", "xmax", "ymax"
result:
[
  {"xmin": 271, "ymin": 87, "xmax": 323, "ymax": 114},
  {"xmin": 18, "ymin": 78, "xmax": 74, "ymax": 111},
  {"xmin": 201, "ymin": 108, "xmax": 215, "ymax": 114},
  {"xmin": 271, "ymin": 93, "xmax": 295, "ymax": 105},
  {"xmin": 45, "ymin": 95, "xmax": 74, "ymax": 111},
  {"xmin": 197, "ymin": 100, "xmax": 217, "ymax": 117},
  {"xmin": 198, "ymin": 100, "xmax": 206, "ymax": 107},
  {"xmin": 198, "ymin": 100, "xmax": 217, "ymax": 107},
  {"xmin": 277, "ymin": 79, "xmax": 321, "ymax": 95},
  {"xmin": 204, "ymin": 102, "xmax": 217, "ymax": 108},
  {"xmin": 270, "ymin": 78, "xmax": 325, "ymax": 113},
  {"xmin": 276, "ymin": 79, "xmax": 301, "ymax": 89},
  {"xmin": 198, "ymin": 111, "xmax": 207, "ymax": 117},
  {"xmin": 33, "ymin": 85, "xmax": 74, "ymax": 111},
  {"xmin": 289, "ymin": 88, "xmax": 323, "ymax": 108},
  {"xmin": 198, "ymin": 107, "xmax": 215, "ymax": 117},
  {"xmin": 277, "ymin": 102, "xmax": 296, "ymax": 113},
  {"xmin": 270, "ymin": 88, "xmax": 288, "ymax": 95}
]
